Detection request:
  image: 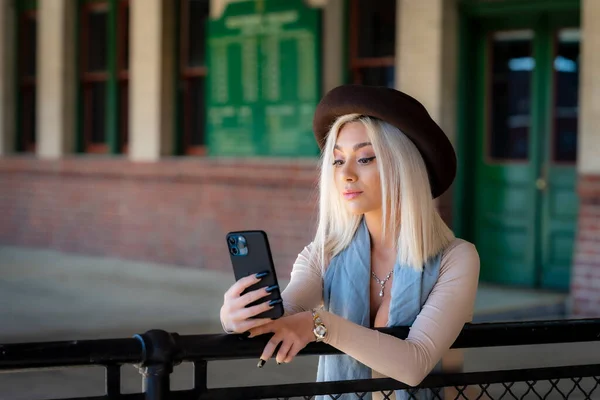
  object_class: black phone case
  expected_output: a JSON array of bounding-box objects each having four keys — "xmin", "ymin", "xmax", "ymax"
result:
[{"xmin": 226, "ymin": 230, "xmax": 284, "ymax": 320}]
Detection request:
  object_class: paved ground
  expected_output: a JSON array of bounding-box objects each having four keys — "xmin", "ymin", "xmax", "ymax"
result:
[{"xmin": 0, "ymin": 245, "xmax": 598, "ymax": 400}]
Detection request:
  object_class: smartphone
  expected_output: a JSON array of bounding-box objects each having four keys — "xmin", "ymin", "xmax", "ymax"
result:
[{"xmin": 226, "ymin": 230, "xmax": 284, "ymax": 320}]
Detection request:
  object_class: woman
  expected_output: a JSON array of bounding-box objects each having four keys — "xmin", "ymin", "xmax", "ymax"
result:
[{"xmin": 220, "ymin": 85, "xmax": 480, "ymax": 400}]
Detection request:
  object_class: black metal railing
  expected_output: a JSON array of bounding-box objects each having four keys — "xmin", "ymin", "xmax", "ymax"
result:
[{"xmin": 1, "ymin": 319, "xmax": 600, "ymax": 399}]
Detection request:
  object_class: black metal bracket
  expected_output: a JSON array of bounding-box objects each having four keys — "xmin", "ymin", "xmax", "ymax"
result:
[{"xmin": 133, "ymin": 330, "xmax": 183, "ymax": 400}]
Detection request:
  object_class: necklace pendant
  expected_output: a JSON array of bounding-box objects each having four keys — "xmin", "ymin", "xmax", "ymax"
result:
[{"xmin": 379, "ymin": 288, "xmax": 384, "ymax": 297}]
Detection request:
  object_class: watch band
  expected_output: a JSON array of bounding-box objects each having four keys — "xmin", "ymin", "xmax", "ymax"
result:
[{"xmin": 312, "ymin": 308, "xmax": 327, "ymax": 342}]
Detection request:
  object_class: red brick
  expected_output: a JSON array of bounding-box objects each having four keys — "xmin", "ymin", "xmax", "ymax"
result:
[
  {"xmin": 571, "ymin": 174, "xmax": 600, "ymax": 318},
  {"xmin": 0, "ymin": 157, "xmax": 467, "ymax": 278}
]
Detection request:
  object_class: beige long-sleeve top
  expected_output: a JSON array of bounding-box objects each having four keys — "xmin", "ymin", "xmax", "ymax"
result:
[{"xmin": 281, "ymin": 238, "xmax": 480, "ymax": 390}]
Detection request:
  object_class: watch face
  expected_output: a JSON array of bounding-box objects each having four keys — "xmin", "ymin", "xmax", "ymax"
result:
[{"xmin": 315, "ymin": 325, "xmax": 327, "ymax": 337}]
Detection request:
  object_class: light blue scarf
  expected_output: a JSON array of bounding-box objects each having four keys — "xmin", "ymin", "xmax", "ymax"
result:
[{"xmin": 316, "ymin": 218, "xmax": 443, "ymax": 400}]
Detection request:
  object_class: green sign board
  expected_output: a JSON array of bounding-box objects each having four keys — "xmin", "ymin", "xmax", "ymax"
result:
[{"xmin": 206, "ymin": 0, "xmax": 321, "ymax": 157}]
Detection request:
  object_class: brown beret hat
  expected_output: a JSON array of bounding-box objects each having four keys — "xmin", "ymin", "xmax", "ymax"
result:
[{"xmin": 313, "ymin": 84, "xmax": 456, "ymax": 199}]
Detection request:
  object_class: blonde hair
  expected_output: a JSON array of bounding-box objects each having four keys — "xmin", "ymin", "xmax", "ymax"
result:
[{"xmin": 313, "ymin": 114, "xmax": 455, "ymax": 272}]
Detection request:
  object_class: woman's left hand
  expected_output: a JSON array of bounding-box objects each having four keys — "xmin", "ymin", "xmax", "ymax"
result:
[{"xmin": 248, "ymin": 311, "xmax": 315, "ymax": 365}]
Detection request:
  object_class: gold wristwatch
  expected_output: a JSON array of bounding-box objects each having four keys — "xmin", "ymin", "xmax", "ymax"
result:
[{"xmin": 312, "ymin": 309, "xmax": 327, "ymax": 342}]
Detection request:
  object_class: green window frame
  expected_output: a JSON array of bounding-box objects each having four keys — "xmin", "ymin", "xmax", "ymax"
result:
[
  {"xmin": 76, "ymin": 0, "xmax": 129, "ymax": 154},
  {"xmin": 174, "ymin": 0, "xmax": 210, "ymax": 156},
  {"xmin": 347, "ymin": 0, "xmax": 396, "ymax": 87}
]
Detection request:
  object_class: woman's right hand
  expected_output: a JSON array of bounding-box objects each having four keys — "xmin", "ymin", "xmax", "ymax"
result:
[{"xmin": 220, "ymin": 272, "xmax": 278, "ymax": 334}]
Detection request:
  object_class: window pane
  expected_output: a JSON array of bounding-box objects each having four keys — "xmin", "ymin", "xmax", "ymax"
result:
[
  {"xmin": 87, "ymin": 9, "xmax": 108, "ymax": 72},
  {"xmin": 188, "ymin": 77, "xmax": 206, "ymax": 146},
  {"xmin": 22, "ymin": 86, "xmax": 36, "ymax": 148},
  {"xmin": 357, "ymin": 0, "xmax": 396, "ymax": 58},
  {"xmin": 553, "ymin": 28, "xmax": 579, "ymax": 163},
  {"xmin": 187, "ymin": 0, "xmax": 209, "ymax": 67},
  {"xmin": 356, "ymin": 66, "xmax": 395, "ymax": 88},
  {"xmin": 120, "ymin": 3, "xmax": 130, "ymax": 71},
  {"xmin": 489, "ymin": 30, "xmax": 533, "ymax": 160},
  {"xmin": 23, "ymin": 15, "xmax": 37, "ymax": 77},
  {"xmin": 87, "ymin": 83, "xmax": 107, "ymax": 144},
  {"xmin": 119, "ymin": 82, "xmax": 129, "ymax": 149}
]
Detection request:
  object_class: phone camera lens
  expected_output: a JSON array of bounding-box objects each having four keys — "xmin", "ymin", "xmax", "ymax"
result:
[
  {"xmin": 228, "ymin": 237, "xmax": 236, "ymax": 245},
  {"xmin": 231, "ymin": 247, "xmax": 239, "ymax": 255}
]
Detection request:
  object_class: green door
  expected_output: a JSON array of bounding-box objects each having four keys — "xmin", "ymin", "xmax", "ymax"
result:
[{"xmin": 472, "ymin": 13, "xmax": 580, "ymax": 291}]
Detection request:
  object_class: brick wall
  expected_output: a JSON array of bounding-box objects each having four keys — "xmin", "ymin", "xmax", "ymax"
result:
[
  {"xmin": 570, "ymin": 174, "xmax": 600, "ymax": 317},
  {"xmin": 0, "ymin": 157, "xmax": 320, "ymax": 278},
  {"xmin": 0, "ymin": 156, "xmax": 457, "ymax": 278}
]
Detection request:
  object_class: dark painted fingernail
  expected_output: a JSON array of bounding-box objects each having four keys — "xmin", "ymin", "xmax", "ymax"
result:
[
  {"xmin": 269, "ymin": 298, "xmax": 282, "ymax": 307},
  {"xmin": 277, "ymin": 361, "xmax": 282, "ymax": 365},
  {"xmin": 265, "ymin": 284, "xmax": 279, "ymax": 293},
  {"xmin": 257, "ymin": 359, "xmax": 266, "ymax": 368},
  {"xmin": 255, "ymin": 271, "xmax": 270, "ymax": 279}
]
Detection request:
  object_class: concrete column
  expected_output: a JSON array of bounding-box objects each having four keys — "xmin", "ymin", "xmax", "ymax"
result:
[
  {"xmin": 129, "ymin": 0, "xmax": 175, "ymax": 161},
  {"xmin": 0, "ymin": 0, "xmax": 16, "ymax": 155},
  {"xmin": 322, "ymin": 0, "xmax": 344, "ymax": 93},
  {"xmin": 579, "ymin": 0, "xmax": 600, "ymax": 174},
  {"xmin": 37, "ymin": 0, "xmax": 76, "ymax": 159},
  {"xmin": 396, "ymin": 0, "xmax": 458, "ymax": 141},
  {"xmin": 570, "ymin": 0, "xmax": 600, "ymax": 318},
  {"xmin": 396, "ymin": 0, "xmax": 458, "ymax": 223}
]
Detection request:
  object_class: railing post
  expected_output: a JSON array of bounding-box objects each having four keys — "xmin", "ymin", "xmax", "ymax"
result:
[
  {"xmin": 144, "ymin": 363, "xmax": 170, "ymax": 399},
  {"xmin": 133, "ymin": 330, "xmax": 182, "ymax": 400}
]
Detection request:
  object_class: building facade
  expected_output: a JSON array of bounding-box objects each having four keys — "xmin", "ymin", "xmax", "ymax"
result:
[{"xmin": 0, "ymin": 0, "xmax": 598, "ymax": 317}]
